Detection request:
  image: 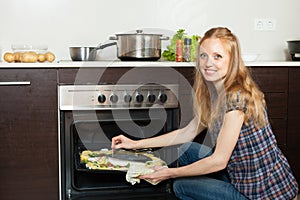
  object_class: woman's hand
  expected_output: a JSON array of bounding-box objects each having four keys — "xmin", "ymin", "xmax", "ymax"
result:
[
  {"xmin": 139, "ymin": 166, "xmax": 174, "ymax": 184},
  {"xmin": 111, "ymin": 135, "xmax": 137, "ymax": 150}
]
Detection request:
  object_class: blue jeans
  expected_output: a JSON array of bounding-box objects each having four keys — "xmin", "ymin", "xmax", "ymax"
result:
[{"xmin": 173, "ymin": 142, "xmax": 248, "ymax": 200}]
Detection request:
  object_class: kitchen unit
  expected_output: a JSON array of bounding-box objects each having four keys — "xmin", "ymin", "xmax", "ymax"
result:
[
  {"xmin": 0, "ymin": 69, "xmax": 58, "ymax": 200},
  {"xmin": 0, "ymin": 61, "xmax": 299, "ymax": 200}
]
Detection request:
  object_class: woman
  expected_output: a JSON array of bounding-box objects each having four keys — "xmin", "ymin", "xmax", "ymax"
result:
[{"xmin": 111, "ymin": 27, "xmax": 299, "ymax": 199}]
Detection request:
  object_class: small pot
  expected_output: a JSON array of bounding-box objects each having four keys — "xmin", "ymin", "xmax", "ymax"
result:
[
  {"xmin": 109, "ymin": 29, "xmax": 169, "ymax": 61},
  {"xmin": 69, "ymin": 42, "xmax": 116, "ymax": 61},
  {"xmin": 69, "ymin": 47, "xmax": 96, "ymax": 61},
  {"xmin": 287, "ymin": 40, "xmax": 300, "ymax": 61}
]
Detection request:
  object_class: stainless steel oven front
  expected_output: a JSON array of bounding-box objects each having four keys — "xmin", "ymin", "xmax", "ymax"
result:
[{"xmin": 58, "ymin": 84, "xmax": 180, "ymax": 200}]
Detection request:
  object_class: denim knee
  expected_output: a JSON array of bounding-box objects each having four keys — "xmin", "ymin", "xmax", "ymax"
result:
[{"xmin": 173, "ymin": 178, "xmax": 194, "ymax": 200}]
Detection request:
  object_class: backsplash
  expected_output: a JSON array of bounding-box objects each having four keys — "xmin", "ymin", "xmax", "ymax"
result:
[{"xmin": 0, "ymin": 0, "xmax": 299, "ymax": 61}]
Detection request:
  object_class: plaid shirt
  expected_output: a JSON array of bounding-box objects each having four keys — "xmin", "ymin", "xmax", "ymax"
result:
[{"xmin": 227, "ymin": 118, "xmax": 299, "ymax": 199}]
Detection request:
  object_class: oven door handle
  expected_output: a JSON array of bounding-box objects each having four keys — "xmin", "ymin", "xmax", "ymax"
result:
[{"xmin": 0, "ymin": 81, "xmax": 31, "ymax": 86}]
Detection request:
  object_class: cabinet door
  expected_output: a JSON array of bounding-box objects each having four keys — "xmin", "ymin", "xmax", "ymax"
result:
[
  {"xmin": 250, "ymin": 67, "xmax": 288, "ymax": 147},
  {"xmin": 0, "ymin": 69, "xmax": 58, "ymax": 200},
  {"xmin": 287, "ymin": 67, "xmax": 300, "ymax": 183}
]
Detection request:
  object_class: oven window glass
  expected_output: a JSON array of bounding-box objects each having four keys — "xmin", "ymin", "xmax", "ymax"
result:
[
  {"xmin": 70, "ymin": 118, "xmax": 167, "ymax": 190},
  {"xmin": 72, "ymin": 118, "xmax": 166, "ymax": 150}
]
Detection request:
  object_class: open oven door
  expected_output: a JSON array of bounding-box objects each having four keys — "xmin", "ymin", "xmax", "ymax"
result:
[{"xmin": 60, "ymin": 109, "xmax": 179, "ymax": 200}]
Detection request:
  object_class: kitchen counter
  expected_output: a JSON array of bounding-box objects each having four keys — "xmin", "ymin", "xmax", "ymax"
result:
[{"xmin": 0, "ymin": 60, "xmax": 300, "ymax": 68}]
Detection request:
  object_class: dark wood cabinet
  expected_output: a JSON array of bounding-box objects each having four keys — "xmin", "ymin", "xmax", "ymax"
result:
[
  {"xmin": 58, "ymin": 67, "xmax": 180, "ymax": 85},
  {"xmin": 0, "ymin": 69, "xmax": 58, "ymax": 200},
  {"xmin": 58, "ymin": 67, "xmax": 132, "ymax": 84},
  {"xmin": 249, "ymin": 67, "xmax": 300, "ymax": 183},
  {"xmin": 249, "ymin": 67, "xmax": 289, "ymax": 147},
  {"xmin": 287, "ymin": 67, "xmax": 300, "ymax": 184}
]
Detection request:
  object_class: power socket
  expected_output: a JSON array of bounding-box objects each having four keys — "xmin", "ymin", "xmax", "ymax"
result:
[
  {"xmin": 254, "ymin": 18, "xmax": 276, "ymax": 31},
  {"xmin": 254, "ymin": 19, "xmax": 264, "ymax": 31},
  {"xmin": 265, "ymin": 19, "xmax": 276, "ymax": 31}
]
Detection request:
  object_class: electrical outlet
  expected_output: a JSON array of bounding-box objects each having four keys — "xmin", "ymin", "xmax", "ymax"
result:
[
  {"xmin": 265, "ymin": 19, "xmax": 276, "ymax": 31},
  {"xmin": 254, "ymin": 19, "xmax": 264, "ymax": 31},
  {"xmin": 254, "ymin": 18, "xmax": 276, "ymax": 31}
]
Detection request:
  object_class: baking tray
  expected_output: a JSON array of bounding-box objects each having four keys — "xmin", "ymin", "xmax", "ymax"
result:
[{"xmin": 75, "ymin": 148, "xmax": 157, "ymax": 173}]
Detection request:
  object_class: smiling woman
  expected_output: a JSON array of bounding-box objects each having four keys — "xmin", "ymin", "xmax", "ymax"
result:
[
  {"xmin": 111, "ymin": 27, "xmax": 299, "ymax": 200},
  {"xmin": 187, "ymin": 27, "xmax": 299, "ymax": 200}
]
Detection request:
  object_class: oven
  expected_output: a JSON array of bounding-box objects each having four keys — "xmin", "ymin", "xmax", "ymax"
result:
[{"xmin": 58, "ymin": 84, "xmax": 180, "ymax": 200}]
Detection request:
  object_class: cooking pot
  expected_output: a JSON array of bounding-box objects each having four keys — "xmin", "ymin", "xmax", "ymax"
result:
[
  {"xmin": 69, "ymin": 42, "xmax": 116, "ymax": 61},
  {"xmin": 109, "ymin": 29, "xmax": 169, "ymax": 61},
  {"xmin": 287, "ymin": 40, "xmax": 300, "ymax": 61}
]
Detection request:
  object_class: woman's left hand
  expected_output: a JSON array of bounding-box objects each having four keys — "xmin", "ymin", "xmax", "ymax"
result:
[{"xmin": 139, "ymin": 166, "xmax": 174, "ymax": 184}]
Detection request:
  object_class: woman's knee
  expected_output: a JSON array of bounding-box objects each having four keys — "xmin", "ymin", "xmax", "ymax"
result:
[
  {"xmin": 173, "ymin": 178, "xmax": 191, "ymax": 199},
  {"xmin": 173, "ymin": 177, "xmax": 247, "ymax": 200}
]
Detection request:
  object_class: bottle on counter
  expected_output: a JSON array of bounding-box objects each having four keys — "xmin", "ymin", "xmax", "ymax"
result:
[
  {"xmin": 176, "ymin": 39, "xmax": 183, "ymax": 62},
  {"xmin": 183, "ymin": 38, "xmax": 192, "ymax": 62}
]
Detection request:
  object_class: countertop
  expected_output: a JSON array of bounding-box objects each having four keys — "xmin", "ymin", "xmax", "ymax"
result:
[{"xmin": 0, "ymin": 60, "xmax": 300, "ymax": 68}]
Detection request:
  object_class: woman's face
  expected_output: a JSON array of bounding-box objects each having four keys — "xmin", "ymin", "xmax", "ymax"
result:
[{"xmin": 198, "ymin": 38, "xmax": 230, "ymax": 83}]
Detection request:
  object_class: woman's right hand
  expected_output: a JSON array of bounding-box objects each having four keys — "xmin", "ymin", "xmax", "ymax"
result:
[{"xmin": 111, "ymin": 135, "xmax": 137, "ymax": 150}]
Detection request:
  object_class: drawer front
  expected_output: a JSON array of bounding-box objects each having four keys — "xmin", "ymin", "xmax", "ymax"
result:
[
  {"xmin": 58, "ymin": 67, "xmax": 180, "ymax": 85},
  {"xmin": 58, "ymin": 68, "xmax": 128, "ymax": 84},
  {"xmin": 265, "ymin": 93, "xmax": 287, "ymax": 118},
  {"xmin": 250, "ymin": 67, "xmax": 288, "ymax": 92}
]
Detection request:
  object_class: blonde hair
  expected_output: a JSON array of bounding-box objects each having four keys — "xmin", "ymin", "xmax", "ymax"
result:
[{"xmin": 193, "ymin": 27, "xmax": 266, "ymax": 130}]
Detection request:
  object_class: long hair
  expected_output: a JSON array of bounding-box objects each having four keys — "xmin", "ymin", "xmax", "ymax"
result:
[{"xmin": 193, "ymin": 27, "xmax": 266, "ymax": 130}]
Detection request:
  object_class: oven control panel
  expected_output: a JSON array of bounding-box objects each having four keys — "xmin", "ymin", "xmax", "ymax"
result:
[{"xmin": 59, "ymin": 84, "xmax": 179, "ymax": 110}]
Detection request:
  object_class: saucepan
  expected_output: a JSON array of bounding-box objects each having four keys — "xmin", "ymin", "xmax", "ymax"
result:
[
  {"xmin": 109, "ymin": 29, "xmax": 169, "ymax": 61},
  {"xmin": 287, "ymin": 40, "xmax": 300, "ymax": 61},
  {"xmin": 69, "ymin": 42, "xmax": 116, "ymax": 61}
]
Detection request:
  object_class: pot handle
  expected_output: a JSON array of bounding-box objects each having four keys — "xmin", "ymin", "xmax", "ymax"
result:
[
  {"xmin": 160, "ymin": 36, "xmax": 169, "ymax": 40},
  {"xmin": 96, "ymin": 42, "xmax": 117, "ymax": 50},
  {"xmin": 109, "ymin": 36, "xmax": 118, "ymax": 40}
]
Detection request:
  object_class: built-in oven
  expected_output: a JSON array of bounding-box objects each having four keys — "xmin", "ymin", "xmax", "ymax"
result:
[{"xmin": 59, "ymin": 84, "xmax": 180, "ymax": 200}]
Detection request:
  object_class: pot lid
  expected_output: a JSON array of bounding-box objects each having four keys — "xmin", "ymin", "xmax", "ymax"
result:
[
  {"xmin": 115, "ymin": 29, "xmax": 163, "ymax": 36},
  {"xmin": 287, "ymin": 40, "xmax": 300, "ymax": 43}
]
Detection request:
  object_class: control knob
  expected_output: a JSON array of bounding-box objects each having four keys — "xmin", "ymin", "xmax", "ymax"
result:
[
  {"xmin": 135, "ymin": 93, "xmax": 144, "ymax": 103},
  {"xmin": 148, "ymin": 94, "xmax": 156, "ymax": 103},
  {"xmin": 159, "ymin": 93, "xmax": 168, "ymax": 103},
  {"xmin": 124, "ymin": 94, "xmax": 132, "ymax": 103},
  {"xmin": 110, "ymin": 94, "xmax": 118, "ymax": 103},
  {"xmin": 98, "ymin": 94, "xmax": 106, "ymax": 103}
]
